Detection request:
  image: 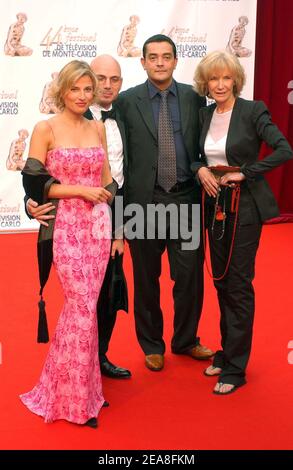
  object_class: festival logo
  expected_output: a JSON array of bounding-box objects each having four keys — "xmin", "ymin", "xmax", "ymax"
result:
[
  {"xmin": 40, "ymin": 26, "xmax": 97, "ymax": 58},
  {"xmin": 117, "ymin": 15, "xmax": 141, "ymax": 58},
  {"xmin": 6, "ymin": 128, "xmax": 29, "ymax": 171},
  {"xmin": 39, "ymin": 72, "xmax": 59, "ymax": 114},
  {"xmin": 0, "ymin": 198, "xmax": 21, "ymax": 229},
  {"xmin": 226, "ymin": 16, "xmax": 252, "ymax": 58},
  {"xmin": 4, "ymin": 12, "xmax": 33, "ymax": 56},
  {"xmin": 0, "ymin": 90, "xmax": 19, "ymax": 115},
  {"xmin": 162, "ymin": 26, "xmax": 207, "ymax": 58}
]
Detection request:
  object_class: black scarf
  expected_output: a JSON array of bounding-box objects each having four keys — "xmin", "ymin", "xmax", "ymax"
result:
[{"xmin": 22, "ymin": 158, "xmax": 60, "ymax": 343}]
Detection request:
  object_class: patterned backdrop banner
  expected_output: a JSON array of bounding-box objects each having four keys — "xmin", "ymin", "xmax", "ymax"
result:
[{"xmin": 0, "ymin": 0, "xmax": 257, "ymax": 232}]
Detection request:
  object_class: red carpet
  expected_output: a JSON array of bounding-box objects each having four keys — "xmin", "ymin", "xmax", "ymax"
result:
[{"xmin": 0, "ymin": 224, "xmax": 293, "ymax": 450}]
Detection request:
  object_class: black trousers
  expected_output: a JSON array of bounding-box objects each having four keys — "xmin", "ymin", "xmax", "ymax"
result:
[
  {"xmin": 207, "ymin": 201, "xmax": 262, "ymax": 385},
  {"xmin": 97, "ymin": 256, "xmax": 119, "ymax": 358},
  {"xmin": 128, "ymin": 184, "xmax": 204, "ymax": 355},
  {"xmin": 96, "ymin": 187, "xmax": 124, "ymax": 359}
]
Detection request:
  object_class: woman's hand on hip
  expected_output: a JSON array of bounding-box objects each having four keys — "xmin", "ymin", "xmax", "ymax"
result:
[{"xmin": 220, "ymin": 172, "xmax": 245, "ymax": 185}]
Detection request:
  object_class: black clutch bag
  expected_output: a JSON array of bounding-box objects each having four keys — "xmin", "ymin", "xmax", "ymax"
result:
[
  {"xmin": 105, "ymin": 179, "xmax": 118, "ymax": 205},
  {"xmin": 109, "ymin": 252, "xmax": 128, "ymax": 314}
]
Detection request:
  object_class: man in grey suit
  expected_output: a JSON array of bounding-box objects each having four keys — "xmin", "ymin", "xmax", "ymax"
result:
[{"xmin": 117, "ymin": 34, "xmax": 214, "ymax": 371}]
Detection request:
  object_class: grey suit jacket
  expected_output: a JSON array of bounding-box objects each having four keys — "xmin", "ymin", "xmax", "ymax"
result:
[
  {"xmin": 192, "ymin": 97, "xmax": 293, "ymax": 222},
  {"xmin": 117, "ymin": 80, "xmax": 205, "ymax": 207}
]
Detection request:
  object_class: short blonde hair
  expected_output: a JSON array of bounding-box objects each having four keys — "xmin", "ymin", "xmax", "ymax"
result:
[
  {"xmin": 193, "ymin": 50, "xmax": 246, "ymax": 97},
  {"xmin": 50, "ymin": 60, "xmax": 97, "ymax": 111}
]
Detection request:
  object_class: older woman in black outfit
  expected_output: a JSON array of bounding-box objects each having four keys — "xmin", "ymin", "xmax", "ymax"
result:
[{"xmin": 193, "ymin": 51, "xmax": 292, "ymax": 394}]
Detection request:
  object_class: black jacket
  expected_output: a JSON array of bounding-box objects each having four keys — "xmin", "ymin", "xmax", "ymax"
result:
[
  {"xmin": 117, "ymin": 80, "xmax": 205, "ymax": 207},
  {"xmin": 192, "ymin": 97, "xmax": 293, "ymax": 222}
]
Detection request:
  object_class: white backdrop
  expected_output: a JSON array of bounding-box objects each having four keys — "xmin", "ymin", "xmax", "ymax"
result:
[{"xmin": 0, "ymin": 0, "xmax": 257, "ymax": 232}]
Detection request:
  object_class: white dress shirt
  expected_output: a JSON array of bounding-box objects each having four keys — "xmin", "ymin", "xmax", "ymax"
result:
[
  {"xmin": 89, "ymin": 103, "xmax": 124, "ymax": 188},
  {"xmin": 204, "ymin": 109, "xmax": 232, "ymax": 167}
]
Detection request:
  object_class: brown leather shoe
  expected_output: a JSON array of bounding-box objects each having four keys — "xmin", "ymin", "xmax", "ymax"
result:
[
  {"xmin": 186, "ymin": 344, "xmax": 215, "ymax": 360},
  {"xmin": 145, "ymin": 354, "xmax": 164, "ymax": 371}
]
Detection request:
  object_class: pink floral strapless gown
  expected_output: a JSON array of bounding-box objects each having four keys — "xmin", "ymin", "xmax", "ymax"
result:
[{"xmin": 20, "ymin": 147, "xmax": 111, "ymax": 424}]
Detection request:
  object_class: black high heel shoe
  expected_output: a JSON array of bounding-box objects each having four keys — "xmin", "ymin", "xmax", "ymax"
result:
[
  {"xmin": 102, "ymin": 400, "xmax": 110, "ymax": 407},
  {"xmin": 84, "ymin": 417, "xmax": 98, "ymax": 428}
]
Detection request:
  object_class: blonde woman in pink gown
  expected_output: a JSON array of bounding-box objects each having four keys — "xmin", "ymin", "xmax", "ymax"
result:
[{"xmin": 20, "ymin": 60, "xmax": 113, "ymax": 428}]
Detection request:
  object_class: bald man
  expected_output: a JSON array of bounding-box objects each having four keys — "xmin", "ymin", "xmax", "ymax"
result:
[{"xmin": 26, "ymin": 55, "xmax": 131, "ymax": 379}]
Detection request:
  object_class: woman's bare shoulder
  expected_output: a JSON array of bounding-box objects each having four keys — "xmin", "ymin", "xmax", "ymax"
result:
[{"xmin": 88, "ymin": 118, "xmax": 103, "ymax": 131}]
